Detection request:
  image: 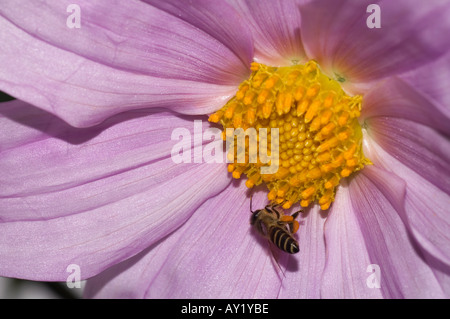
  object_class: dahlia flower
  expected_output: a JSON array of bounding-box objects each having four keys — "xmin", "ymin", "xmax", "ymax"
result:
[{"xmin": 0, "ymin": 0, "xmax": 449, "ymax": 299}]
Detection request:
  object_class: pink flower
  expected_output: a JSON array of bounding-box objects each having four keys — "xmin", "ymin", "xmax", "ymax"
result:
[{"xmin": 0, "ymin": 0, "xmax": 449, "ymax": 298}]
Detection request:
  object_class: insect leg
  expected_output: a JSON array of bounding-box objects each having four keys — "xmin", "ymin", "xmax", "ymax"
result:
[
  {"xmin": 289, "ymin": 209, "xmax": 304, "ymax": 233},
  {"xmin": 290, "ymin": 220, "xmax": 300, "ymax": 234},
  {"xmin": 279, "ymin": 215, "xmax": 294, "ymax": 222},
  {"xmin": 291, "ymin": 209, "xmax": 303, "ymax": 220}
]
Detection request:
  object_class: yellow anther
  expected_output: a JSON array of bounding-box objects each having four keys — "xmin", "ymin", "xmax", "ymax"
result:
[
  {"xmin": 262, "ymin": 101, "xmax": 273, "ymax": 119},
  {"xmin": 309, "ymin": 116, "xmax": 322, "ymax": 132},
  {"xmin": 324, "ymin": 175, "xmax": 339, "ymax": 189},
  {"xmin": 319, "ymin": 192, "xmax": 331, "ymax": 205},
  {"xmin": 208, "ymin": 112, "xmax": 221, "ymax": 123},
  {"xmin": 297, "ymin": 99, "xmax": 309, "ymax": 116},
  {"xmin": 305, "ymin": 61, "xmax": 318, "ymax": 74},
  {"xmin": 250, "ymin": 62, "xmax": 260, "ymax": 71},
  {"xmin": 346, "ymin": 158, "xmax": 358, "ymax": 167},
  {"xmin": 344, "ymin": 144, "xmax": 357, "ymax": 159},
  {"xmin": 288, "ymin": 176, "xmax": 299, "ymax": 187},
  {"xmin": 244, "ymin": 90, "xmax": 256, "ymax": 105},
  {"xmin": 286, "ymin": 71, "xmax": 300, "ymax": 86},
  {"xmin": 252, "ymin": 73, "xmax": 267, "ymax": 88},
  {"xmin": 283, "ymin": 92, "xmax": 293, "ymax": 114},
  {"xmin": 282, "ymin": 201, "xmax": 292, "ymax": 209},
  {"xmin": 296, "ymin": 170, "xmax": 308, "ymax": 183},
  {"xmin": 323, "ymin": 93, "xmax": 335, "ymax": 108},
  {"xmin": 301, "ymin": 186, "xmax": 316, "ymax": 199},
  {"xmin": 341, "ymin": 168, "xmax": 352, "ymax": 177},
  {"xmin": 233, "ymin": 112, "xmax": 242, "ymax": 128},
  {"xmin": 338, "ymin": 112, "xmax": 350, "ymax": 126},
  {"xmin": 320, "ymin": 122, "xmax": 336, "ymax": 137},
  {"xmin": 257, "ymin": 90, "xmax": 269, "ymax": 104},
  {"xmin": 306, "ymin": 84, "xmax": 320, "ymax": 98},
  {"xmin": 306, "ymin": 167, "xmax": 322, "ymax": 179},
  {"xmin": 305, "ymin": 100, "xmax": 322, "ymax": 123},
  {"xmin": 317, "ymin": 136, "xmax": 339, "ymax": 153},
  {"xmin": 294, "ymin": 86, "xmax": 304, "ymax": 101},
  {"xmin": 321, "ymin": 163, "xmax": 334, "ymax": 173},
  {"xmin": 277, "ymin": 184, "xmax": 290, "ymax": 197},
  {"xmin": 236, "ymin": 85, "xmax": 249, "ymax": 100},
  {"xmin": 320, "ymin": 201, "xmax": 331, "ymax": 210},
  {"xmin": 317, "ymin": 151, "xmax": 331, "ymax": 163},
  {"xmin": 276, "ymin": 92, "xmax": 286, "ymax": 115},
  {"xmin": 209, "ymin": 61, "xmax": 368, "ymax": 210},
  {"xmin": 273, "ymin": 167, "xmax": 290, "ymax": 180},
  {"xmin": 331, "ymin": 154, "xmax": 344, "ymax": 168},
  {"xmin": 264, "ymin": 76, "xmax": 278, "ymax": 89},
  {"xmin": 320, "ymin": 109, "xmax": 333, "ymax": 125},
  {"xmin": 268, "ymin": 189, "xmax": 277, "ymax": 201},
  {"xmin": 300, "ymin": 199, "xmax": 310, "ymax": 207},
  {"xmin": 224, "ymin": 102, "xmax": 237, "ymax": 119},
  {"xmin": 246, "ymin": 108, "xmax": 256, "ymax": 125},
  {"xmin": 338, "ymin": 129, "xmax": 351, "ymax": 141}
]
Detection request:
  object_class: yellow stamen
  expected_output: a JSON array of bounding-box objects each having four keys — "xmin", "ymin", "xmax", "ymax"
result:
[
  {"xmin": 305, "ymin": 100, "xmax": 321, "ymax": 123},
  {"xmin": 245, "ymin": 179, "xmax": 255, "ymax": 188},
  {"xmin": 282, "ymin": 201, "xmax": 292, "ymax": 209},
  {"xmin": 257, "ymin": 90, "xmax": 269, "ymax": 104},
  {"xmin": 209, "ymin": 60, "xmax": 371, "ymax": 210},
  {"xmin": 300, "ymin": 199, "xmax": 310, "ymax": 207},
  {"xmin": 208, "ymin": 112, "xmax": 221, "ymax": 123},
  {"xmin": 301, "ymin": 186, "xmax": 316, "ymax": 199},
  {"xmin": 250, "ymin": 62, "xmax": 260, "ymax": 72},
  {"xmin": 297, "ymin": 100, "xmax": 309, "ymax": 116}
]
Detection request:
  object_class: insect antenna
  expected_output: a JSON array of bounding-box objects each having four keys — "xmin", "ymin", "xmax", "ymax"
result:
[{"xmin": 250, "ymin": 194, "xmax": 255, "ymax": 213}]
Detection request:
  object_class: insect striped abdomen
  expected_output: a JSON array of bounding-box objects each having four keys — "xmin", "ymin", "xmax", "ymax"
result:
[{"xmin": 270, "ymin": 227, "xmax": 300, "ymax": 254}]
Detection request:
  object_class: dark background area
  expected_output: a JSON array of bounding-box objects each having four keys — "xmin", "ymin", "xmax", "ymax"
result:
[{"xmin": 0, "ymin": 91, "xmax": 15, "ymax": 102}]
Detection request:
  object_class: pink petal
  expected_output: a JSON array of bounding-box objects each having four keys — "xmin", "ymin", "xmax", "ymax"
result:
[
  {"xmin": 424, "ymin": 256, "xmax": 450, "ymax": 296},
  {"xmin": 361, "ymin": 76, "xmax": 450, "ymax": 135},
  {"xmin": 228, "ymin": 0, "xmax": 308, "ymax": 66},
  {"xmin": 85, "ymin": 183, "xmax": 329, "ymax": 299},
  {"xmin": 0, "ymin": 0, "xmax": 251, "ymax": 127},
  {"xmin": 0, "ymin": 100, "xmax": 230, "ymax": 280},
  {"xmin": 142, "ymin": 0, "xmax": 253, "ymax": 70},
  {"xmin": 366, "ymin": 117, "xmax": 450, "ymax": 194},
  {"xmin": 349, "ymin": 165, "xmax": 446, "ymax": 298},
  {"xmin": 1, "ymin": 0, "xmax": 252, "ymax": 83},
  {"xmin": 360, "ymin": 73, "xmax": 450, "ymax": 267},
  {"xmin": 321, "ymin": 181, "xmax": 383, "ymax": 298},
  {"xmin": 85, "ymin": 184, "xmax": 286, "ymax": 298},
  {"xmin": 363, "ymin": 131, "xmax": 450, "ymax": 270},
  {"xmin": 276, "ymin": 205, "xmax": 327, "ymax": 298},
  {"xmin": 400, "ymin": 52, "xmax": 450, "ymax": 119},
  {"xmin": 300, "ymin": 0, "xmax": 450, "ymax": 92}
]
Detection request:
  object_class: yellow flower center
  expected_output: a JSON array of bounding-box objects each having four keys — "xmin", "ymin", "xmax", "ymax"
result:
[{"xmin": 209, "ymin": 60, "xmax": 371, "ymax": 210}]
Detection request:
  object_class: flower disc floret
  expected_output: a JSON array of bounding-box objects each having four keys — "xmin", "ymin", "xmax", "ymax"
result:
[{"xmin": 209, "ymin": 61, "xmax": 371, "ymax": 210}]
